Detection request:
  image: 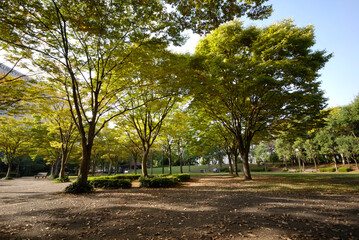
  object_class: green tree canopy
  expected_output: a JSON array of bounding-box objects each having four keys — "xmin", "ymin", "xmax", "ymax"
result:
[{"xmin": 190, "ymin": 19, "xmax": 331, "ymax": 179}]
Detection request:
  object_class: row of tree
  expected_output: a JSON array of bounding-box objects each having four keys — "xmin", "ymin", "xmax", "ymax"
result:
[{"xmin": 0, "ymin": 0, "xmax": 335, "ymax": 190}]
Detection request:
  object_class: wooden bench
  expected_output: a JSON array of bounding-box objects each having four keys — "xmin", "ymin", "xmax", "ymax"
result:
[
  {"xmin": 304, "ymin": 169, "xmax": 315, "ymax": 173},
  {"xmin": 34, "ymin": 172, "xmax": 48, "ymax": 179},
  {"xmin": 288, "ymin": 169, "xmax": 296, "ymax": 173}
]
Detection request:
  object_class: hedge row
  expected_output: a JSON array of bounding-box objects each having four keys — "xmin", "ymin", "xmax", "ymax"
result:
[
  {"xmin": 156, "ymin": 173, "xmax": 191, "ymax": 182},
  {"xmin": 139, "ymin": 176, "xmax": 179, "ymax": 188},
  {"xmin": 139, "ymin": 174, "xmax": 191, "ymax": 188},
  {"xmin": 338, "ymin": 167, "xmax": 352, "ymax": 172},
  {"xmin": 89, "ymin": 174, "xmax": 140, "ymax": 181},
  {"xmin": 318, "ymin": 167, "xmax": 336, "ymax": 172},
  {"xmin": 250, "ymin": 166, "xmax": 271, "ymax": 172},
  {"xmin": 0, "ymin": 172, "xmax": 17, "ymax": 178},
  {"xmin": 88, "ymin": 178, "xmax": 132, "ymax": 189}
]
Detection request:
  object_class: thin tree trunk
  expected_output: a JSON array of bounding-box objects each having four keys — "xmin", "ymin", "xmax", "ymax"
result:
[
  {"xmin": 340, "ymin": 153, "xmax": 345, "ymax": 165},
  {"xmin": 352, "ymin": 156, "xmax": 359, "ymax": 170},
  {"xmin": 179, "ymin": 154, "xmax": 183, "ymax": 174},
  {"xmin": 78, "ymin": 145, "xmax": 92, "ymax": 186},
  {"xmin": 313, "ymin": 156, "xmax": 318, "ymax": 171},
  {"xmin": 150, "ymin": 151, "xmax": 153, "ymax": 175},
  {"xmin": 16, "ymin": 159, "xmax": 21, "ymax": 177},
  {"xmin": 142, "ymin": 148, "xmax": 149, "ymax": 177},
  {"xmin": 227, "ymin": 153, "xmax": 234, "ymax": 175},
  {"xmin": 134, "ymin": 155, "xmax": 137, "ymax": 175},
  {"xmin": 55, "ymin": 157, "xmax": 61, "ymax": 177},
  {"xmin": 108, "ymin": 160, "xmax": 113, "ymax": 176},
  {"xmin": 161, "ymin": 151, "xmax": 164, "ymax": 174},
  {"xmin": 169, "ymin": 152, "xmax": 172, "ymax": 175},
  {"xmin": 5, "ymin": 158, "xmax": 13, "ymax": 178},
  {"xmin": 233, "ymin": 154, "xmax": 239, "ymax": 177},
  {"xmin": 241, "ymin": 152, "xmax": 252, "ymax": 180},
  {"xmin": 331, "ymin": 150, "xmax": 338, "ymax": 172},
  {"xmin": 188, "ymin": 159, "xmax": 191, "ymax": 173}
]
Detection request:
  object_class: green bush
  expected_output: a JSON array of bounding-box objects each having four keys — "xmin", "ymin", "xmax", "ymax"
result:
[
  {"xmin": 219, "ymin": 167, "xmax": 230, "ymax": 172},
  {"xmin": 282, "ymin": 167, "xmax": 288, "ymax": 172},
  {"xmin": 88, "ymin": 179, "xmax": 131, "ymax": 189},
  {"xmin": 139, "ymin": 176, "xmax": 179, "ymax": 188},
  {"xmin": 54, "ymin": 176, "xmax": 71, "ymax": 183},
  {"xmin": 0, "ymin": 172, "xmax": 17, "ymax": 178},
  {"xmin": 89, "ymin": 174, "xmax": 140, "ymax": 181},
  {"xmin": 173, "ymin": 173, "xmax": 190, "ymax": 182},
  {"xmin": 3, "ymin": 176, "xmax": 13, "ymax": 180},
  {"xmin": 250, "ymin": 166, "xmax": 270, "ymax": 172},
  {"xmin": 318, "ymin": 167, "xmax": 336, "ymax": 172},
  {"xmin": 338, "ymin": 167, "xmax": 352, "ymax": 172},
  {"xmin": 64, "ymin": 181, "xmax": 94, "ymax": 194}
]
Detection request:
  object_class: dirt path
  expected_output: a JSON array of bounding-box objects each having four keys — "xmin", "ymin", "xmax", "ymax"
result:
[{"xmin": 0, "ymin": 176, "xmax": 358, "ymax": 239}]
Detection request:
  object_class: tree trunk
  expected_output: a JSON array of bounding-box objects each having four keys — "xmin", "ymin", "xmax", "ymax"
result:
[
  {"xmin": 150, "ymin": 151, "xmax": 153, "ymax": 175},
  {"xmin": 284, "ymin": 157, "xmax": 288, "ymax": 169},
  {"xmin": 134, "ymin": 155, "xmax": 137, "ymax": 175},
  {"xmin": 142, "ymin": 148, "xmax": 150, "ymax": 177},
  {"xmin": 333, "ymin": 155, "xmax": 338, "ymax": 172},
  {"xmin": 340, "ymin": 153, "xmax": 345, "ymax": 166},
  {"xmin": 179, "ymin": 154, "xmax": 183, "ymax": 174},
  {"xmin": 352, "ymin": 156, "xmax": 359, "ymax": 170},
  {"xmin": 188, "ymin": 159, "xmax": 191, "ymax": 173},
  {"xmin": 331, "ymin": 150, "xmax": 338, "ymax": 172},
  {"xmin": 108, "ymin": 160, "xmax": 113, "ymax": 176},
  {"xmin": 78, "ymin": 144, "xmax": 92, "ymax": 186},
  {"xmin": 50, "ymin": 161, "xmax": 55, "ymax": 177},
  {"xmin": 227, "ymin": 153, "xmax": 234, "ymax": 175},
  {"xmin": 55, "ymin": 157, "xmax": 61, "ymax": 177},
  {"xmin": 297, "ymin": 154, "xmax": 302, "ymax": 172},
  {"xmin": 161, "ymin": 151, "xmax": 164, "ymax": 174},
  {"xmin": 241, "ymin": 152, "xmax": 252, "ymax": 180},
  {"xmin": 233, "ymin": 154, "xmax": 239, "ymax": 177},
  {"xmin": 169, "ymin": 152, "xmax": 172, "ymax": 175},
  {"xmin": 16, "ymin": 159, "xmax": 21, "ymax": 177},
  {"xmin": 313, "ymin": 156, "xmax": 318, "ymax": 171},
  {"xmin": 5, "ymin": 158, "xmax": 13, "ymax": 178},
  {"xmin": 59, "ymin": 152, "xmax": 70, "ymax": 179}
]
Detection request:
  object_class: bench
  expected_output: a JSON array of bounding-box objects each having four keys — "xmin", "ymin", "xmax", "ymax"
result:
[
  {"xmin": 34, "ymin": 172, "xmax": 48, "ymax": 179},
  {"xmin": 288, "ymin": 169, "xmax": 296, "ymax": 173},
  {"xmin": 304, "ymin": 169, "xmax": 315, "ymax": 173}
]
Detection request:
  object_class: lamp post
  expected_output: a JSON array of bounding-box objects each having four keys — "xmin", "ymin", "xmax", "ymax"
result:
[{"xmin": 295, "ymin": 148, "xmax": 302, "ymax": 173}]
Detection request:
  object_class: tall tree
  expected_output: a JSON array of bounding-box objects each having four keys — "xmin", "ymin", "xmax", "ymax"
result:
[
  {"xmin": 190, "ymin": 20, "xmax": 331, "ymax": 180},
  {"xmin": 0, "ymin": 0, "xmax": 272, "ymax": 189},
  {"xmin": 0, "ymin": 116, "xmax": 31, "ymax": 178}
]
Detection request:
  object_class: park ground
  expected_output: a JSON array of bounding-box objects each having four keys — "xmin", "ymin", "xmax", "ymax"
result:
[{"xmin": 0, "ymin": 174, "xmax": 358, "ymax": 240}]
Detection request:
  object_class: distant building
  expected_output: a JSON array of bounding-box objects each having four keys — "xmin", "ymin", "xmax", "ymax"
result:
[{"xmin": 0, "ymin": 62, "xmax": 30, "ymax": 81}]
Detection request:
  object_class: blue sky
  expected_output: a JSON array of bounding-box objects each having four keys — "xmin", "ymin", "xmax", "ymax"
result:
[{"xmin": 173, "ymin": 0, "xmax": 359, "ymax": 108}]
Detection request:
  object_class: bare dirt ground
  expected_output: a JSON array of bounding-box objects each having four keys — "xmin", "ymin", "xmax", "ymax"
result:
[{"xmin": 0, "ymin": 175, "xmax": 358, "ymax": 240}]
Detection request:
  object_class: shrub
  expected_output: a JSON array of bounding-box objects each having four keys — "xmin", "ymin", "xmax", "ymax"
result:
[
  {"xmin": 89, "ymin": 174, "xmax": 140, "ymax": 181},
  {"xmin": 0, "ymin": 172, "xmax": 17, "ymax": 178},
  {"xmin": 139, "ymin": 176, "xmax": 179, "ymax": 188},
  {"xmin": 318, "ymin": 167, "xmax": 336, "ymax": 172},
  {"xmin": 54, "ymin": 176, "xmax": 71, "ymax": 183},
  {"xmin": 338, "ymin": 167, "xmax": 352, "ymax": 172},
  {"xmin": 88, "ymin": 179, "xmax": 131, "ymax": 189},
  {"xmin": 64, "ymin": 181, "xmax": 94, "ymax": 194},
  {"xmin": 219, "ymin": 167, "xmax": 230, "ymax": 172},
  {"xmin": 250, "ymin": 166, "xmax": 270, "ymax": 172},
  {"xmin": 173, "ymin": 173, "xmax": 190, "ymax": 182},
  {"xmin": 282, "ymin": 167, "xmax": 288, "ymax": 172}
]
